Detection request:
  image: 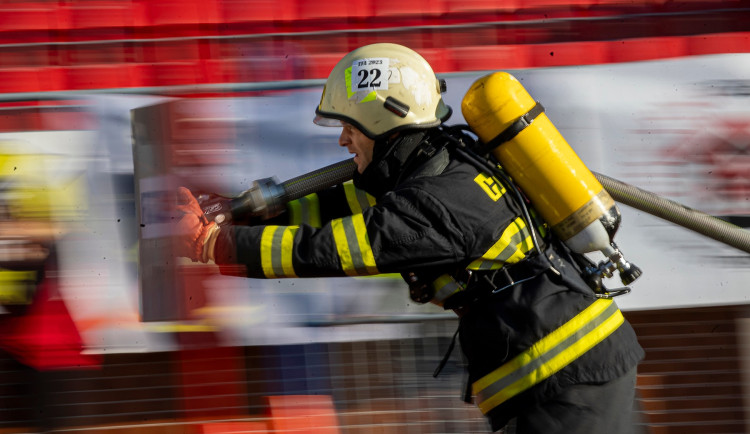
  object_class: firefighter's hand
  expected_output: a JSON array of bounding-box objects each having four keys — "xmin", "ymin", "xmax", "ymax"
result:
[
  {"xmin": 175, "ymin": 187, "xmax": 219, "ymax": 263},
  {"xmin": 176, "ymin": 187, "xmax": 207, "ymax": 223}
]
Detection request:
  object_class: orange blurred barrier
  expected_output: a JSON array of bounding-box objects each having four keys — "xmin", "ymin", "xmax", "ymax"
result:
[
  {"xmin": 267, "ymin": 395, "xmax": 342, "ymax": 433},
  {"xmin": 195, "ymin": 394, "xmax": 342, "ymax": 433},
  {"xmin": 200, "ymin": 421, "xmax": 271, "ymax": 433},
  {"xmin": 178, "ymin": 346, "xmax": 249, "ymax": 420}
]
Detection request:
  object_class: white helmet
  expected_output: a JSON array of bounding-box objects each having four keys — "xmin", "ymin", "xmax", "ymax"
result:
[{"xmin": 314, "ymin": 43, "xmax": 451, "ymax": 139}]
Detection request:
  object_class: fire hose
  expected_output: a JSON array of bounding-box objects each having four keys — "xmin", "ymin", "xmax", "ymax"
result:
[
  {"xmin": 593, "ymin": 172, "xmax": 750, "ymax": 254},
  {"xmin": 199, "ymin": 158, "xmax": 750, "ymax": 255}
]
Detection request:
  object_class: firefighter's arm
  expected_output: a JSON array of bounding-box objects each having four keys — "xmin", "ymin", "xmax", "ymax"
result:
[
  {"xmin": 190, "ymin": 182, "xmax": 365, "ymax": 265},
  {"xmin": 208, "ymin": 186, "xmax": 464, "ymax": 279}
]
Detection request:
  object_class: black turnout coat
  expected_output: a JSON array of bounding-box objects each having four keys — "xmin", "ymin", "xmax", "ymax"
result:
[{"xmin": 212, "ymin": 129, "xmax": 644, "ymax": 430}]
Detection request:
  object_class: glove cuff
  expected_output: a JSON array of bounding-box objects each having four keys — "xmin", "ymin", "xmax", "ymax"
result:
[{"xmin": 201, "ymin": 224, "xmax": 221, "ymax": 263}]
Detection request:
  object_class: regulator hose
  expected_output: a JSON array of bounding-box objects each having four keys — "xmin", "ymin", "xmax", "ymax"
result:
[{"xmin": 593, "ymin": 172, "xmax": 750, "ymax": 255}]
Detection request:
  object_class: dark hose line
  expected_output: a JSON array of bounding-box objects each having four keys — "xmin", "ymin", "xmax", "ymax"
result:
[
  {"xmin": 281, "ymin": 159, "xmax": 357, "ymax": 202},
  {"xmin": 594, "ymin": 172, "xmax": 750, "ymax": 254},
  {"xmin": 276, "ymin": 158, "xmax": 750, "ymax": 255}
]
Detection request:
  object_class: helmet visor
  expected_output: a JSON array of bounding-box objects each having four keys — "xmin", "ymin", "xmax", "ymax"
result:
[{"xmin": 313, "ymin": 114, "xmax": 343, "ymax": 127}]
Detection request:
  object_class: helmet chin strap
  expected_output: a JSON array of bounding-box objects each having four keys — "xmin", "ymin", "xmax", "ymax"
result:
[{"xmin": 353, "ymin": 130, "xmax": 429, "ymax": 197}]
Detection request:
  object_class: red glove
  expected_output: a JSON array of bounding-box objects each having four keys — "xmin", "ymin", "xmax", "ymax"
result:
[{"xmin": 175, "ymin": 187, "xmax": 217, "ymax": 262}]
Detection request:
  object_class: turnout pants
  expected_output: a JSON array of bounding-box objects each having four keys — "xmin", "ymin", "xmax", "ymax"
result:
[{"xmin": 503, "ymin": 367, "xmax": 647, "ymax": 434}]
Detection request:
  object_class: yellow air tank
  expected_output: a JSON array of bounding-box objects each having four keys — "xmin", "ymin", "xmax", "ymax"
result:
[{"xmin": 462, "ymin": 72, "xmax": 638, "ymax": 285}]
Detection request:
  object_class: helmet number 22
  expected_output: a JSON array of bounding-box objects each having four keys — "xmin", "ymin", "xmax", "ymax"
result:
[
  {"xmin": 352, "ymin": 58, "xmax": 389, "ymax": 92},
  {"xmin": 357, "ymin": 69, "xmax": 382, "ymax": 89}
]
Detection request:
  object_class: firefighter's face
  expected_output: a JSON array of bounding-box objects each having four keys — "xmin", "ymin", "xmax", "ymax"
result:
[{"xmin": 339, "ymin": 123, "xmax": 375, "ymax": 173}]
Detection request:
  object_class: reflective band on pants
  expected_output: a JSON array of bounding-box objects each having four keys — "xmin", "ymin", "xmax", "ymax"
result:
[{"xmin": 473, "ymin": 298, "xmax": 625, "ymax": 414}]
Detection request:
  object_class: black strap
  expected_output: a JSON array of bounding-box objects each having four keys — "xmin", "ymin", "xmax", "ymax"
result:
[
  {"xmin": 433, "ymin": 326, "xmax": 459, "ymax": 378},
  {"xmin": 463, "ymin": 372, "xmax": 473, "ymax": 404},
  {"xmin": 476, "ymin": 102, "xmax": 545, "ymax": 155},
  {"xmin": 433, "ymin": 325, "xmax": 473, "ymax": 404}
]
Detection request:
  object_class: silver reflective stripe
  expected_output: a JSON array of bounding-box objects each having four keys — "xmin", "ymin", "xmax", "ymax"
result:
[
  {"xmin": 331, "ymin": 214, "xmax": 378, "ymax": 276},
  {"xmin": 431, "ymin": 274, "xmax": 466, "ymax": 306},
  {"xmin": 474, "ymin": 299, "xmax": 624, "ymax": 414}
]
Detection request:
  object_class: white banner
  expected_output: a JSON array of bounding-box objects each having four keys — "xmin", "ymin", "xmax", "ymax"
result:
[{"xmin": 35, "ymin": 53, "xmax": 748, "ymax": 350}]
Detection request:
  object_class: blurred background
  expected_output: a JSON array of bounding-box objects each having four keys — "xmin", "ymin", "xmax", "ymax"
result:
[{"xmin": 0, "ymin": 0, "xmax": 749, "ymax": 433}]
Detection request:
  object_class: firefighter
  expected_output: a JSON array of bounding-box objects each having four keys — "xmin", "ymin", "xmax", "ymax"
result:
[{"xmin": 175, "ymin": 43, "xmax": 646, "ymax": 433}]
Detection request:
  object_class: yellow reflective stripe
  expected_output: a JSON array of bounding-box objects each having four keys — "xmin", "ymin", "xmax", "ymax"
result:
[
  {"xmin": 355, "ymin": 273, "xmax": 401, "ymax": 280},
  {"xmin": 468, "ymin": 217, "xmax": 534, "ymax": 270},
  {"xmin": 260, "ymin": 226, "xmax": 278, "ymax": 276},
  {"xmin": 260, "ymin": 226, "xmax": 299, "ymax": 278},
  {"xmin": 145, "ymin": 322, "xmax": 218, "ymax": 333},
  {"xmin": 331, "ymin": 214, "xmax": 378, "ymax": 276},
  {"xmin": 288, "ymin": 200, "xmax": 302, "ymax": 224},
  {"xmin": 365, "ymin": 191, "xmax": 376, "ymax": 207},
  {"xmin": 343, "ymin": 182, "xmax": 375, "ymax": 214},
  {"xmin": 280, "ymin": 227, "xmax": 298, "ymax": 277},
  {"xmin": 473, "ymin": 299, "xmax": 624, "ymax": 414},
  {"xmin": 350, "ymin": 214, "xmax": 377, "ymax": 274},
  {"xmin": 474, "ymin": 298, "xmax": 614, "ymax": 392},
  {"xmin": 331, "ymin": 219, "xmax": 353, "ymax": 274},
  {"xmin": 288, "ymin": 193, "xmax": 321, "ymax": 227},
  {"xmin": 343, "ymin": 183, "xmax": 363, "ymax": 214},
  {"xmin": 431, "ymin": 274, "xmax": 466, "ymax": 306}
]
